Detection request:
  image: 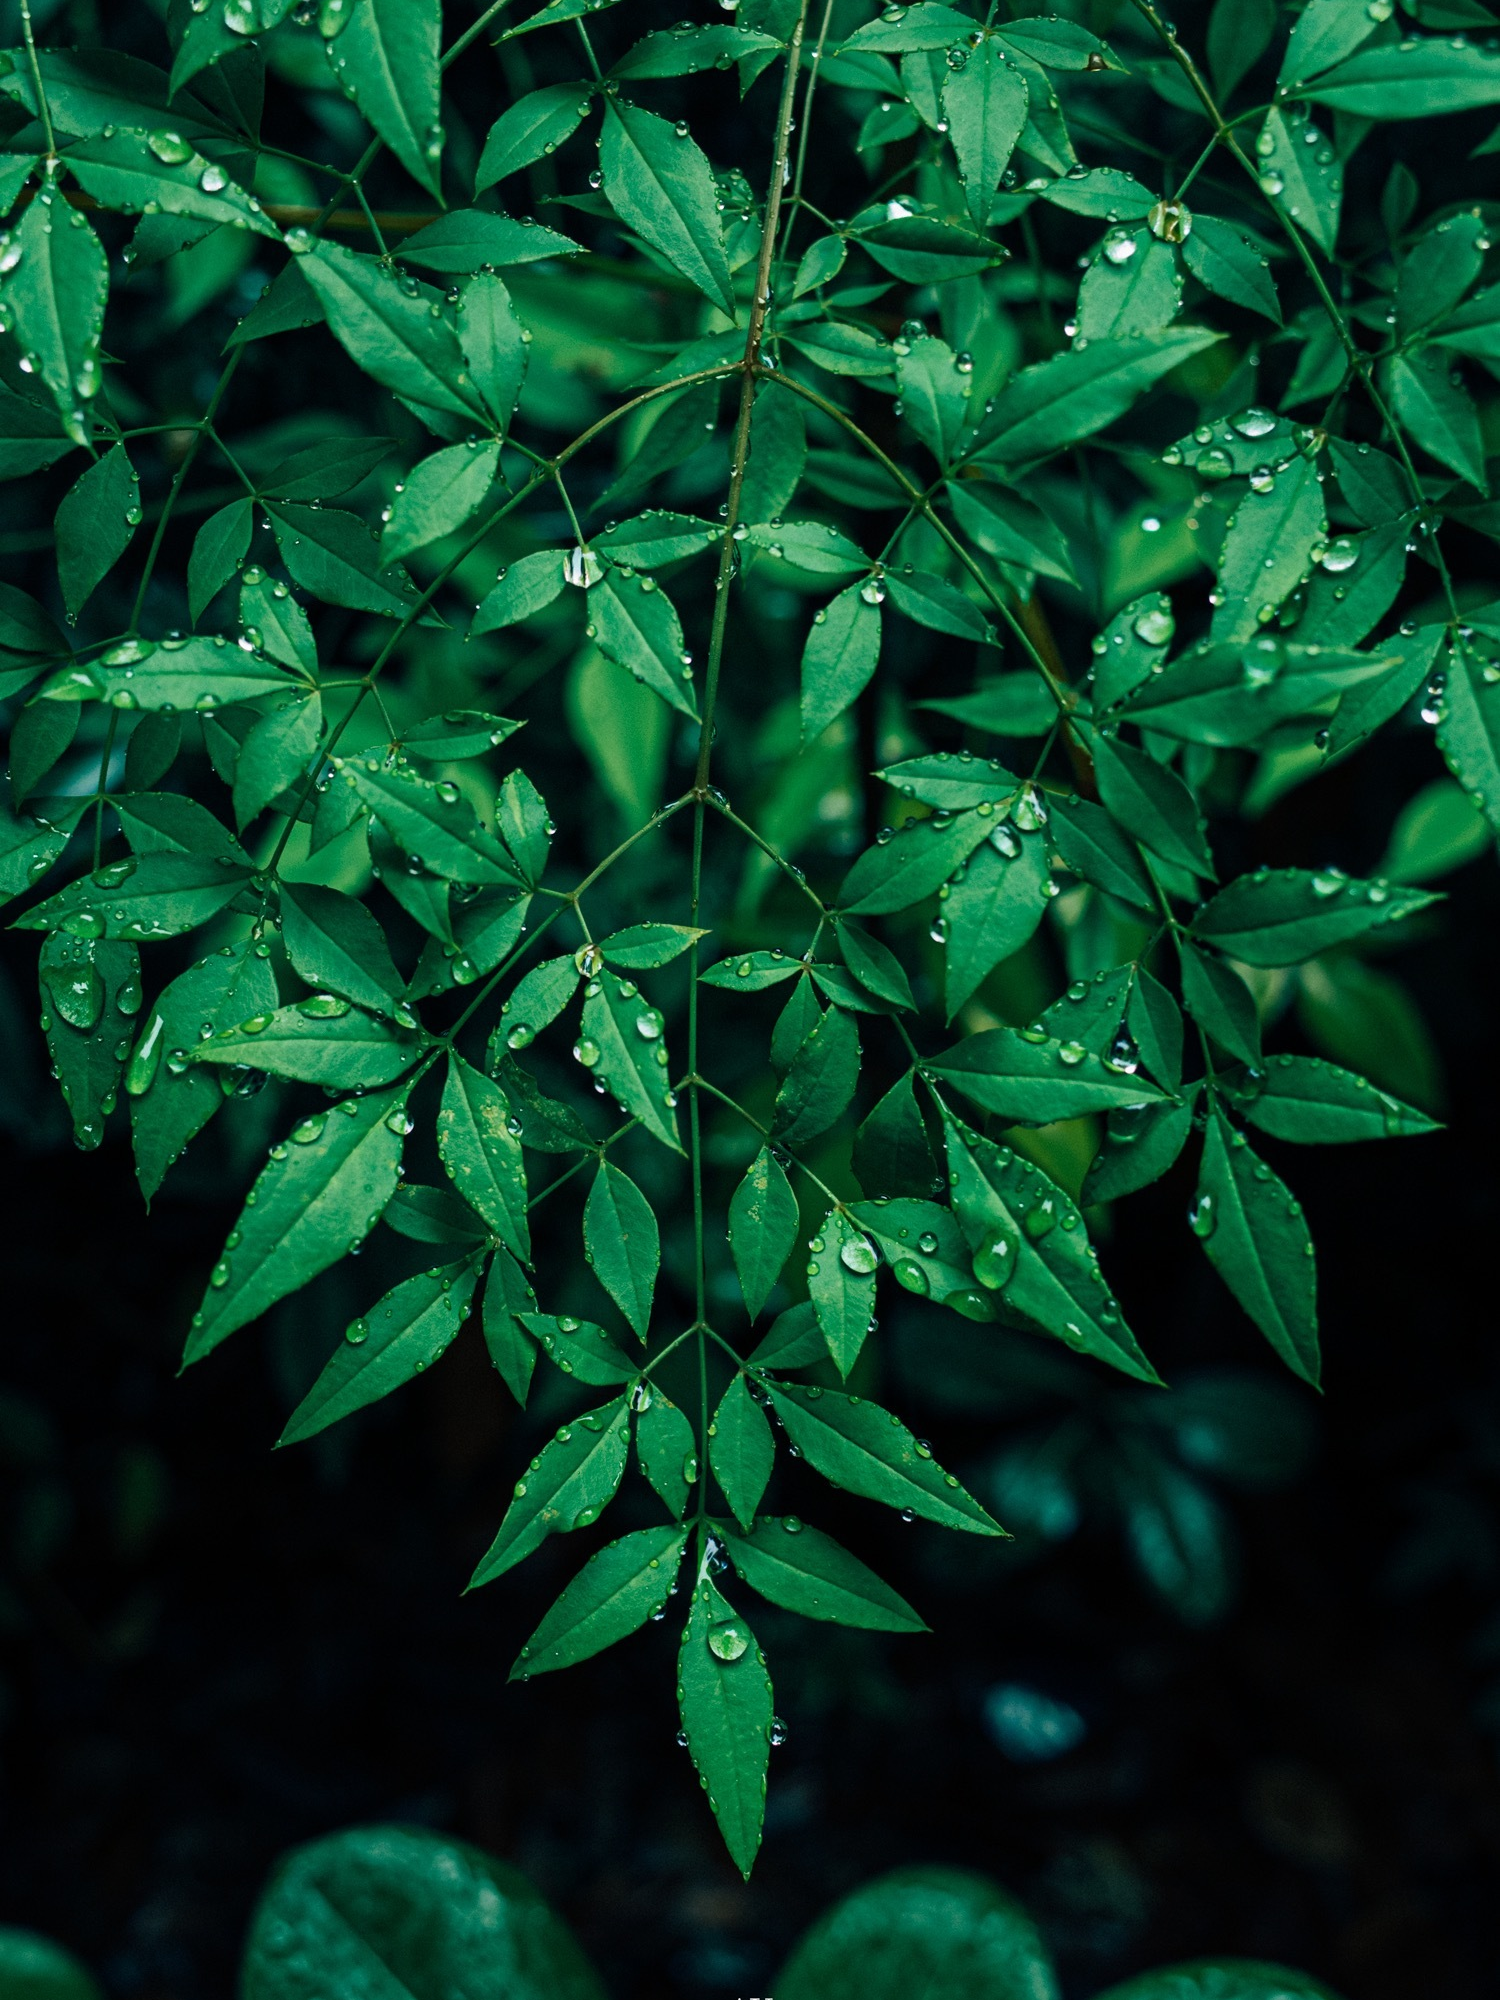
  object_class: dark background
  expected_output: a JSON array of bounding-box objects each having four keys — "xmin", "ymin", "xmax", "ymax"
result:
[{"xmin": 4, "ymin": 0, "xmax": 1500, "ymax": 1994}]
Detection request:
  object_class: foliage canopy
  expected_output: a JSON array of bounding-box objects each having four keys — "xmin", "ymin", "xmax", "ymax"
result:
[{"xmin": 0, "ymin": 0, "xmax": 1491, "ymax": 1873}]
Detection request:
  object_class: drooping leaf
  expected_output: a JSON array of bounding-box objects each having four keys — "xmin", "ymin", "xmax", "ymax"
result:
[
  {"xmin": 511, "ymin": 1526, "xmax": 687, "ymax": 1679},
  {"xmin": 184, "ymin": 1086, "xmax": 409, "ymax": 1366},
  {"xmin": 469, "ymin": 1398, "xmax": 630, "ymax": 1587},
  {"xmin": 323, "ymin": 0, "xmax": 443, "ymax": 199},
  {"xmin": 599, "ymin": 99, "xmax": 734, "ymax": 315},
  {"xmin": 729, "ymin": 1145, "xmax": 799, "ymax": 1320},
  {"xmin": 764, "ymin": 1380, "xmax": 1003, "ymax": 1533},
  {"xmin": 677, "ymin": 1574, "xmax": 774, "ymax": 1878},
  {"xmin": 709, "ymin": 1375, "xmax": 776, "ymax": 1528},
  {"xmin": 279, "ymin": 1258, "xmax": 482, "ymax": 1446},
  {"xmin": 724, "ymin": 1516, "xmax": 926, "ymax": 1632},
  {"xmin": 583, "ymin": 1162, "xmax": 659, "ymax": 1339},
  {"xmin": 437, "ymin": 1055, "xmax": 531, "ymax": 1263},
  {"xmin": 578, "ymin": 968, "xmax": 681, "ymax": 1152},
  {"xmin": 1194, "ymin": 1111, "xmax": 1320, "ymax": 1386}
]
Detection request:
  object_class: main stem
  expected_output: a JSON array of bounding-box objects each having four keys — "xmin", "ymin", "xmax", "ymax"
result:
[{"xmin": 687, "ymin": 0, "xmax": 814, "ymax": 1544}]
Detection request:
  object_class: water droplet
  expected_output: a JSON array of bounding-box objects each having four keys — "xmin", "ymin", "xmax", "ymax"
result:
[
  {"xmin": 707, "ymin": 1617, "xmax": 750, "ymax": 1663},
  {"xmin": 1188, "ymin": 1193, "xmax": 1216, "ymax": 1239},
  {"xmin": 973, "ymin": 1220, "xmax": 1019, "ymax": 1290},
  {"xmin": 839, "ymin": 1232, "xmax": 878, "ymax": 1274}
]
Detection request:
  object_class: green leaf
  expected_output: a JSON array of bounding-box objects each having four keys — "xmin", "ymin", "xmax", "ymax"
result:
[
  {"xmin": 775, "ymin": 985, "xmax": 822, "ymax": 1075},
  {"xmin": 701, "ymin": 950, "xmax": 802, "ymax": 991},
  {"xmin": 43, "ymin": 634, "xmax": 299, "ymax": 713},
  {"xmin": 1035, "ymin": 166, "xmax": 1153, "ymax": 218},
  {"xmin": 1437, "ymin": 639, "xmax": 1500, "ymax": 832},
  {"xmin": 398, "ymin": 211, "xmax": 579, "ymax": 276},
  {"xmin": 765, "ymin": 1380, "xmax": 1003, "ymax": 1532},
  {"xmin": 1255, "ymin": 106, "xmax": 1340, "ymax": 255},
  {"xmin": 438, "ymin": 1055, "xmax": 531, "ymax": 1262},
  {"xmin": 483, "ymin": 1246, "xmax": 539, "ymax": 1404},
  {"xmin": 583, "ymin": 1162, "xmax": 658, "ymax": 1338},
  {"xmin": 724, "ymin": 1516, "xmax": 926, "ymax": 1631},
  {"xmin": 54, "ymin": 444, "xmax": 138, "ymax": 620},
  {"xmin": 807, "ymin": 1207, "xmax": 878, "ymax": 1375},
  {"xmin": 838, "ymin": 921, "xmax": 915, "ymax": 1009},
  {"xmin": 0, "ymin": 799, "xmax": 70, "ymax": 902},
  {"xmin": 839, "ymin": 808, "xmax": 995, "ymax": 915},
  {"xmin": 324, "ymin": 0, "xmax": 442, "ymax": 198},
  {"xmin": 942, "ymin": 1111, "xmax": 1159, "ymax": 1383},
  {"xmin": 291, "ymin": 240, "xmax": 483, "ymax": 427},
  {"xmin": 801, "ymin": 584, "xmax": 881, "ymax": 740},
  {"xmin": 745, "ymin": 518, "xmax": 869, "ymax": 576},
  {"xmin": 929, "ymin": 1026, "xmax": 1169, "ymax": 1123},
  {"xmin": 1382, "ymin": 776, "xmax": 1492, "ymax": 882},
  {"xmin": 404, "ymin": 709, "xmax": 522, "ymax": 761},
  {"xmin": 614, "ymin": 25, "xmax": 783, "ymax": 77},
  {"xmin": 469, "ymin": 1398, "xmax": 630, "ymax": 1586},
  {"xmin": 233, "ymin": 694, "xmax": 321, "ymax": 830},
  {"xmin": 590, "ymin": 568, "xmax": 699, "ymax": 720},
  {"xmin": 279, "ymin": 1258, "xmax": 481, "ymax": 1446},
  {"xmin": 941, "ymin": 37, "xmax": 1028, "ymax": 222},
  {"xmin": 457, "ymin": 273, "xmax": 530, "ymax": 429},
  {"xmin": 1301, "ymin": 36, "xmax": 1500, "ymax": 118},
  {"xmin": 885, "ymin": 570, "xmax": 992, "ymax": 643},
  {"xmin": 942, "ymin": 825, "xmax": 1050, "ymax": 1015},
  {"xmin": 187, "ymin": 498, "xmax": 253, "ymax": 622},
  {"xmin": 240, "ymin": 1824, "xmax": 605, "ymax": 2000},
  {"xmin": 677, "ymin": 1575, "xmax": 773, "ymax": 1879},
  {"xmin": 1181, "ymin": 940, "xmax": 1262, "ymax": 1065},
  {"xmin": 242, "ymin": 571, "xmax": 318, "ymax": 675},
  {"xmin": 521, "ymin": 1313, "xmax": 635, "ymax": 1385},
  {"xmin": 190, "ymin": 999, "xmax": 417, "ymax": 1088},
  {"xmin": 39, "ymin": 935, "xmax": 136, "ymax": 1151},
  {"xmin": 476, "ymin": 81, "xmax": 596, "ymax": 190},
  {"xmin": 784, "ymin": 319, "xmax": 895, "ymax": 378},
  {"xmin": 9, "ymin": 700, "xmax": 78, "ymax": 806},
  {"xmin": 17, "ymin": 851, "xmax": 252, "ymax": 941},
  {"xmin": 340, "ymin": 757, "xmax": 523, "ymax": 885},
  {"xmin": 0, "ymin": 184, "xmax": 106, "ymax": 447},
  {"xmin": 0, "ymin": 377, "xmax": 72, "ymax": 481},
  {"xmin": 1243, "ymin": 1054, "xmax": 1438, "ymax": 1143},
  {"xmin": 841, "ymin": 4, "xmax": 976, "ymax": 52},
  {"xmin": 1397, "ymin": 214, "xmax": 1488, "ymax": 340},
  {"xmin": 1086, "ymin": 1092, "xmax": 1198, "ymax": 1203},
  {"xmin": 773, "ymin": 999, "xmax": 859, "ymax": 1146},
  {"xmin": 1048, "ymin": 793, "xmax": 1157, "ymax": 912},
  {"xmin": 601, "ymin": 922, "xmax": 706, "ymax": 967},
  {"xmin": 1210, "ymin": 451, "xmax": 1325, "ymax": 644},
  {"xmin": 63, "ymin": 130, "xmax": 277, "ymax": 239},
  {"xmin": 853, "ymin": 1072, "xmax": 937, "ymax": 1198},
  {"xmin": 386, "ymin": 1183, "xmax": 489, "ymax": 1248},
  {"xmin": 0, "ymin": 1927, "xmax": 101, "ymax": 2000},
  {"xmin": 1279, "ymin": 0, "xmax": 1378, "ymax": 88},
  {"xmin": 876, "ymin": 752, "xmax": 1020, "ymax": 808},
  {"xmin": 383, "ymin": 439, "xmax": 499, "ymax": 565},
  {"xmin": 114, "ymin": 790, "xmax": 246, "ymax": 860},
  {"xmin": 777, "ymin": 1868, "xmax": 1060, "ymax": 2000},
  {"xmin": 1077, "ymin": 231, "xmax": 1182, "ymax": 341},
  {"xmin": 512, "ymin": 1525, "xmax": 687, "ymax": 1679},
  {"xmin": 710, "ymin": 1375, "xmax": 776, "ymax": 1527},
  {"xmin": 1092, "ymin": 734, "xmax": 1215, "ymax": 878},
  {"xmin": 578, "ymin": 967, "xmax": 681, "ymax": 1152},
  {"xmin": 740, "ymin": 383, "xmax": 807, "ymax": 518},
  {"xmin": 945, "ymin": 483, "xmax": 1077, "ymax": 586},
  {"xmin": 127, "ymin": 938, "xmax": 276, "ymax": 1202},
  {"xmin": 269, "ymin": 502, "xmax": 426, "ymax": 618},
  {"xmin": 1298, "ymin": 521, "xmax": 1408, "ymax": 649},
  {"xmin": 593, "ymin": 512, "xmax": 719, "ymax": 569},
  {"xmin": 747, "ymin": 1300, "xmax": 827, "ymax": 1370},
  {"xmin": 1209, "ymin": 0, "xmax": 1275, "ymax": 96},
  {"xmin": 184, "ymin": 1086, "xmax": 409, "ymax": 1366},
  {"xmin": 729, "ymin": 1145, "xmax": 799, "ymax": 1319},
  {"xmin": 1182, "ymin": 214, "xmax": 1281, "ymax": 324},
  {"xmin": 848, "ymin": 1196, "xmax": 997, "ymax": 1321},
  {"xmin": 599, "ymin": 99, "xmax": 734, "ymax": 315},
  {"xmin": 1095, "ymin": 1962, "xmax": 1340, "ymax": 2000},
  {"xmin": 472, "ymin": 548, "xmax": 567, "ymax": 633},
  {"xmin": 1193, "ymin": 867, "xmax": 1438, "ymax": 966},
  {"xmin": 636, "ymin": 1388, "xmax": 697, "ymax": 1516},
  {"xmin": 1114, "ymin": 637, "xmax": 1387, "ymax": 748},
  {"xmin": 970, "ymin": 327, "xmax": 1221, "ymax": 464},
  {"xmin": 1195, "ymin": 1111, "xmax": 1319, "ymax": 1386},
  {"xmin": 1390, "ymin": 348, "xmax": 1486, "ymax": 490},
  {"xmin": 493, "ymin": 956, "xmax": 580, "ymax": 1055}
]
